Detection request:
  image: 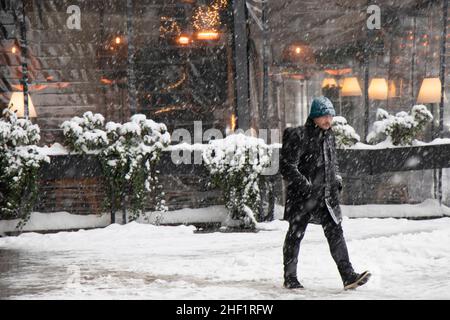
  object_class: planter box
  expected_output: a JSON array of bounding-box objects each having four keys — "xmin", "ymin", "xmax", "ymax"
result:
[
  {"xmin": 36, "ymin": 150, "xmax": 221, "ymax": 215},
  {"xmin": 33, "ymin": 144, "xmax": 450, "ymax": 214},
  {"xmin": 338, "ymin": 143, "xmax": 450, "ymax": 175}
]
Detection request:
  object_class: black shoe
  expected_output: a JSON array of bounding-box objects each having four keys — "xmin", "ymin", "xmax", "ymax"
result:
[
  {"xmin": 283, "ymin": 277, "xmax": 304, "ymax": 289},
  {"xmin": 343, "ymin": 270, "xmax": 371, "ymax": 290}
]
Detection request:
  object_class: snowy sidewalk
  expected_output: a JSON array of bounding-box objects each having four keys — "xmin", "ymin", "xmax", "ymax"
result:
[
  {"xmin": 1, "ymin": 217, "xmax": 450, "ymax": 299},
  {"xmin": 1, "ymin": 199, "xmax": 449, "ymax": 236}
]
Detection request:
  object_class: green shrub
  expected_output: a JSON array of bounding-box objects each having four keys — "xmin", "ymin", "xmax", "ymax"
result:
[
  {"xmin": 367, "ymin": 105, "xmax": 433, "ymax": 146},
  {"xmin": 203, "ymin": 133, "xmax": 272, "ymax": 229},
  {"xmin": 61, "ymin": 112, "xmax": 170, "ymax": 222},
  {"xmin": 0, "ymin": 110, "xmax": 49, "ymax": 229}
]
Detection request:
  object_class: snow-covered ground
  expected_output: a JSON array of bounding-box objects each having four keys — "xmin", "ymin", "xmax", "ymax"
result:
[{"xmin": 1, "ymin": 216, "xmax": 449, "ymax": 299}]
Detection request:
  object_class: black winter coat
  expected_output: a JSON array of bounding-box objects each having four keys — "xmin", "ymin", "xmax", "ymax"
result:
[{"xmin": 280, "ymin": 116, "xmax": 343, "ymax": 224}]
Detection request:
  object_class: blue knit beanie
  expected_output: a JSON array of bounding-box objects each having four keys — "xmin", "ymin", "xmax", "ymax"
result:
[{"xmin": 309, "ymin": 96, "xmax": 336, "ymax": 119}]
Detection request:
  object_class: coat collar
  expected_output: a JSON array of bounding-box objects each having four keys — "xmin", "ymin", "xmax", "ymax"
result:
[{"xmin": 305, "ymin": 116, "xmax": 331, "ymax": 139}]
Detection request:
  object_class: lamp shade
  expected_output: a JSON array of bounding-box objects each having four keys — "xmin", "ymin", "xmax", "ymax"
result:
[
  {"xmin": 369, "ymin": 78, "xmax": 388, "ymax": 100},
  {"xmin": 321, "ymin": 78, "xmax": 338, "ymax": 88},
  {"xmin": 417, "ymin": 78, "xmax": 441, "ymax": 103},
  {"xmin": 8, "ymin": 92, "xmax": 37, "ymax": 118},
  {"xmin": 340, "ymin": 77, "xmax": 362, "ymax": 97}
]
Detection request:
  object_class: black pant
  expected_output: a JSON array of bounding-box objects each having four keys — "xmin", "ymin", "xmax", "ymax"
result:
[{"xmin": 283, "ymin": 200, "xmax": 354, "ymax": 283}]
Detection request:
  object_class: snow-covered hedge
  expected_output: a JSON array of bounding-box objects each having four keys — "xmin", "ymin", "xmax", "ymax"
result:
[
  {"xmin": 61, "ymin": 112, "xmax": 171, "ymax": 222},
  {"xmin": 332, "ymin": 116, "xmax": 360, "ymax": 148},
  {"xmin": 0, "ymin": 110, "xmax": 50, "ymax": 228},
  {"xmin": 367, "ymin": 105, "xmax": 433, "ymax": 146},
  {"xmin": 61, "ymin": 112, "xmax": 108, "ymax": 153},
  {"xmin": 202, "ymin": 133, "xmax": 272, "ymax": 229}
]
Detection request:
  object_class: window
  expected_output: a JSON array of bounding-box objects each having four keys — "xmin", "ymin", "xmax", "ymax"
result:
[{"xmin": 0, "ymin": 0, "xmax": 235, "ymax": 144}]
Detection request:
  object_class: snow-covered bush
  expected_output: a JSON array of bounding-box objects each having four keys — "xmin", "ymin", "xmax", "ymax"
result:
[
  {"xmin": 0, "ymin": 110, "xmax": 50, "ymax": 228},
  {"xmin": 367, "ymin": 105, "xmax": 433, "ymax": 146},
  {"xmin": 101, "ymin": 115, "xmax": 171, "ymax": 220},
  {"xmin": 331, "ymin": 116, "xmax": 360, "ymax": 148},
  {"xmin": 61, "ymin": 111, "xmax": 108, "ymax": 153},
  {"xmin": 61, "ymin": 112, "xmax": 171, "ymax": 222},
  {"xmin": 203, "ymin": 133, "xmax": 272, "ymax": 229}
]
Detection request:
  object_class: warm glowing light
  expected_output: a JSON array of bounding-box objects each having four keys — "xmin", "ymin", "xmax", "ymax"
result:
[
  {"xmin": 163, "ymin": 72, "xmax": 187, "ymax": 92},
  {"xmin": 154, "ymin": 105, "xmax": 184, "ymax": 115},
  {"xmin": 388, "ymin": 80, "xmax": 397, "ymax": 98},
  {"xmin": 8, "ymin": 92, "xmax": 37, "ymax": 118},
  {"xmin": 417, "ymin": 78, "xmax": 442, "ymax": 103},
  {"xmin": 369, "ymin": 78, "xmax": 388, "ymax": 100},
  {"xmin": 177, "ymin": 35, "xmax": 191, "ymax": 45},
  {"xmin": 230, "ymin": 113, "xmax": 236, "ymax": 132},
  {"xmin": 285, "ymin": 74, "xmax": 305, "ymax": 80},
  {"xmin": 282, "ymin": 43, "xmax": 315, "ymax": 65},
  {"xmin": 196, "ymin": 31, "xmax": 220, "ymax": 40},
  {"xmin": 160, "ymin": 16, "xmax": 181, "ymax": 37},
  {"xmin": 11, "ymin": 46, "xmax": 17, "ymax": 54},
  {"xmin": 115, "ymin": 36, "xmax": 121, "ymax": 44},
  {"xmin": 340, "ymin": 77, "xmax": 362, "ymax": 97},
  {"xmin": 12, "ymin": 83, "xmax": 69, "ymax": 91},
  {"xmin": 212, "ymin": 0, "xmax": 228, "ymax": 10},
  {"xmin": 13, "ymin": 84, "xmax": 48, "ymax": 91},
  {"xmin": 324, "ymin": 68, "xmax": 352, "ymax": 76},
  {"xmin": 193, "ymin": 5, "xmax": 221, "ymax": 32},
  {"xmin": 322, "ymin": 78, "xmax": 338, "ymax": 88},
  {"xmin": 101, "ymin": 78, "xmax": 114, "ymax": 85}
]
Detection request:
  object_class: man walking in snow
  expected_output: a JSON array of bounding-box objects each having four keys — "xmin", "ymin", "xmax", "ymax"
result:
[{"xmin": 280, "ymin": 96, "xmax": 370, "ymax": 290}]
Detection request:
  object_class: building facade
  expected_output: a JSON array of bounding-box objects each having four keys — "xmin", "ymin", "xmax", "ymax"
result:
[
  {"xmin": 1, "ymin": 0, "xmax": 236, "ymax": 143},
  {"xmin": 1, "ymin": 0, "xmax": 450, "ymax": 216}
]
